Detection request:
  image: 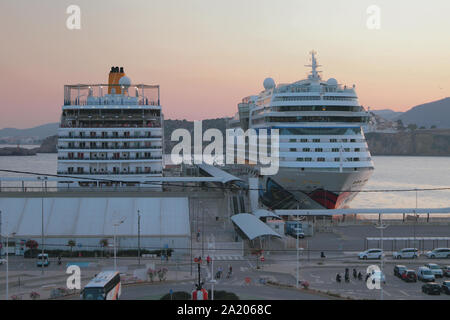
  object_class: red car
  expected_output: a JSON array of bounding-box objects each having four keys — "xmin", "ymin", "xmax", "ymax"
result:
[{"xmin": 401, "ymin": 270, "xmax": 417, "ymax": 282}]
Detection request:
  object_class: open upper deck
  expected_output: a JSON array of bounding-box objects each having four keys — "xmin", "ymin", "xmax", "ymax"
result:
[{"xmin": 64, "ymin": 83, "xmax": 160, "ymax": 108}]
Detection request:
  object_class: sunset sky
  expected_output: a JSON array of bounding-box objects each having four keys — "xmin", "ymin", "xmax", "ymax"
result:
[{"xmin": 0, "ymin": 0, "xmax": 449, "ymax": 128}]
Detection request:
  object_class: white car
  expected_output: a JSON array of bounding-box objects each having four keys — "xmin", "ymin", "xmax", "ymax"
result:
[
  {"xmin": 417, "ymin": 267, "xmax": 435, "ymax": 282},
  {"xmin": 393, "ymin": 248, "xmax": 418, "ymax": 259},
  {"xmin": 426, "ymin": 248, "xmax": 450, "ymax": 259},
  {"xmin": 358, "ymin": 249, "xmax": 384, "ymax": 260},
  {"xmin": 425, "ymin": 263, "xmax": 444, "ymax": 278},
  {"xmin": 0, "ymin": 258, "xmax": 6, "ymax": 265}
]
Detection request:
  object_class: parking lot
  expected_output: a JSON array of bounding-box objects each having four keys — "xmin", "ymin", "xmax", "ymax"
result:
[{"xmin": 299, "ymin": 258, "xmax": 450, "ymax": 300}]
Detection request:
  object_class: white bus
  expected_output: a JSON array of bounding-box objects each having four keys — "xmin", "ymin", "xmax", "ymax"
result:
[{"xmin": 81, "ymin": 271, "xmax": 121, "ymax": 300}]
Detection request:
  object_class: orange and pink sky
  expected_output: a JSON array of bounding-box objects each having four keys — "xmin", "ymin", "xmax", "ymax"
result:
[{"xmin": 0, "ymin": 0, "xmax": 449, "ymax": 129}]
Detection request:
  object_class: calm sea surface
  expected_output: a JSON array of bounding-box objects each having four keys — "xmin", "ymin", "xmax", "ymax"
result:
[{"xmin": 0, "ymin": 154, "xmax": 449, "ymax": 210}]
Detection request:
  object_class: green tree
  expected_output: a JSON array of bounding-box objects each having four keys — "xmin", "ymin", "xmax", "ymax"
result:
[
  {"xmin": 67, "ymin": 239, "xmax": 76, "ymax": 256},
  {"xmin": 407, "ymin": 123, "xmax": 417, "ymax": 131},
  {"xmin": 431, "ymin": 125, "xmax": 437, "ymax": 129}
]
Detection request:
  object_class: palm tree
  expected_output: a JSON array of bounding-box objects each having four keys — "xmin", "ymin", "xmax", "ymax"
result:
[
  {"xmin": 67, "ymin": 240, "xmax": 76, "ymax": 257},
  {"xmin": 99, "ymin": 238, "xmax": 109, "ymax": 257}
]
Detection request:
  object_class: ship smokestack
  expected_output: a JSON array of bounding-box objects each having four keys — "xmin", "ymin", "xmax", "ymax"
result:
[{"xmin": 108, "ymin": 66, "xmax": 126, "ymax": 94}]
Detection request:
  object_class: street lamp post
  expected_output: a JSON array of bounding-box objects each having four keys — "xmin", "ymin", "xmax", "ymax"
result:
[
  {"xmin": 4, "ymin": 220, "xmax": 16, "ymax": 301},
  {"xmin": 113, "ymin": 218, "xmax": 125, "ymax": 271},
  {"xmin": 38, "ymin": 176, "xmax": 47, "ymax": 276},
  {"xmin": 375, "ymin": 215, "xmax": 388, "ymax": 301},
  {"xmin": 137, "ymin": 210, "xmax": 141, "ymax": 266}
]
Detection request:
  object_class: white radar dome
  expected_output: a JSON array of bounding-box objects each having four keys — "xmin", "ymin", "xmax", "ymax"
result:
[
  {"xmin": 327, "ymin": 78, "xmax": 338, "ymax": 86},
  {"xmin": 119, "ymin": 76, "xmax": 131, "ymax": 88},
  {"xmin": 263, "ymin": 77, "xmax": 276, "ymax": 90}
]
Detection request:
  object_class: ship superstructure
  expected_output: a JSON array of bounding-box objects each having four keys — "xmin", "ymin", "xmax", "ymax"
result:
[
  {"xmin": 57, "ymin": 67, "xmax": 163, "ymax": 188},
  {"xmin": 228, "ymin": 52, "xmax": 374, "ymax": 209}
]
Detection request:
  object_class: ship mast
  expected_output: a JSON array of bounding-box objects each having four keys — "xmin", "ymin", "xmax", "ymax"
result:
[{"xmin": 306, "ymin": 50, "xmax": 322, "ymax": 81}]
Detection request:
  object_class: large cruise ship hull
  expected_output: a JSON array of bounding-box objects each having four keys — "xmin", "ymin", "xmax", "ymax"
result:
[{"xmin": 258, "ymin": 167, "xmax": 373, "ymax": 209}]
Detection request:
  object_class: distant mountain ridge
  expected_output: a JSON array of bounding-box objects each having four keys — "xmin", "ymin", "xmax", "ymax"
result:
[
  {"xmin": 394, "ymin": 97, "xmax": 450, "ymax": 128},
  {"xmin": 371, "ymin": 109, "xmax": 403, "ymax": 120},
  {"xmin": 0, "ymin": 122, "xmax": 59, "ymax": 139}
]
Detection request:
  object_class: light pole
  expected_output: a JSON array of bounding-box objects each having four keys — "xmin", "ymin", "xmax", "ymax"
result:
[
  {"xmin": 4, "ymin": 219, "xmax": 16, "ymax": 301},
  {"xmin": 113, "ymin": 218, "xmax": 126, "ymax": 271},
  {"xmin": 137, "ymin": 210, "xmax": 141, "ymax": 266},
  {"xmin": 210, "ymin": 256, "xmax": 216, "ymax": 300},
  {"xmin": 375, "ymin": 215, "xmax": 388, "ymax": 301},
  {"xmin": 37, "ymin": 176, "xmax": 47, "ymax": 275}
]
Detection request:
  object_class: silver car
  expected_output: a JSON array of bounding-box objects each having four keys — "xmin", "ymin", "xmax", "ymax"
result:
[
  {"xmin": 426, "ymin": 248, "xmax": 450, "ymax": 259},
  {"xmin": 425, "ymin": 263, "xmax": 444, "ymax": 278},
  {"xmin": 393, "ymin": 248, "xmax": 418, "ymax": 259}
]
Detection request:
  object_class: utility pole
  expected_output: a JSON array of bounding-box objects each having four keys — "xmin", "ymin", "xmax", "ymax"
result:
[
  {"xmin": 113, "ymin": 218, "xmax": 126, "ymax": 271},
  {"xmin": 6, "ymin": 229, "xmax": 8, "ymax": 300},
  {"xmin": 375, "ymin": 215, "xmax": 388, "ymax": 301},
  {"xmin": 137, "ymin": 210, "xmax": 141, "ymax": 265}
]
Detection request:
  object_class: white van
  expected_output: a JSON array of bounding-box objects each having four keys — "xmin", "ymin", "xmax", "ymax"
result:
[
  {"xmin": 417, "ymin": 267, "xmax": 435, "ymax": 282},
  {"xmin": 393, "ymin": 248, "xmax": 418, "ymax": 259},
  {"xmin": 426, "ymin": 248, "xmax": 450, "ymax": 259}
]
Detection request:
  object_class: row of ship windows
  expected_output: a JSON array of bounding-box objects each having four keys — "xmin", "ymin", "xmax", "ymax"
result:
[
  {"xmin": 63, "ymin": 167, "xmax": 161, "ymax": 174},
  {"xmin": 282, "ymin": 157, "xmax": 371, "ymax": 162},
  {"xmin": 283, "ymin": 138, "xmax": 361, "ymax": 143},
  {"xmin": 59, "ymin": 142, "xmax": 161, "ymax": 149},
  {"xmin": 251, "ymin": 116, "xmax": 368, "ymax": 125},
  {"xmin": 251, "ymin": 105, "xmax": 363, "ymax": 116},
  {"xmin": 273, "ymin": 96, "xmax": 357, "ymax": 102},
  {"xmin": 62, "ymin": 131, "xmax": 160, "ymax": 138},
  {"xmin": 285, "ymin": 147, "xmax": 368, "ymax": 153}
]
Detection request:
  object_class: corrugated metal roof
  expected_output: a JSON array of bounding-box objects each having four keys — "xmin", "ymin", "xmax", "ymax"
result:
[
  {"xmin": 252, "ymin": 209, "xmax": 281, "ymax": 219},
  {"xmin": 0, "ymin": 197, "xmax": 190, "ymax": 237},
  {"xmin": 275, "ymin": 208, "xmax": 450, "ymax": 216},
  {"xmin": 231, "ymin": 213, "xmax": 281, "ymax": 240},
  {"xmin": 197, "ymin": 164, "xmax": 242, "ymax": 184}
]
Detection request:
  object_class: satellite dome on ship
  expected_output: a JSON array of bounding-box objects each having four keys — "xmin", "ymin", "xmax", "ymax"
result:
[{"xmin": 263, "ymin": 77, "xmax": 276, "ymax": 90}]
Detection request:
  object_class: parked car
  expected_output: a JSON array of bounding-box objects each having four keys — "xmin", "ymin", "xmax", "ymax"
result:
[
  {"xmin": 422, "ymin": 282, "xmax": 441, "ymax": 295},
  {"xmin": 425, "ymin": 263, "xmax": 444, "ymax": 278},
  {"xmin": 426, "ymin": 248, "xmax": 450, "ymax": 259},
  {"xmin": 441, "ymin": 281, "xmax": 450, "ymax": 295},
  {"xmin": 443, "ymin": 266, "xmax": 450, "ymax": 277},
  {"xmin": 401, "ymin": 270, "xmax": 417, "ymax": 283},
  {"xmin": 417, "ymin": 267, "xmax": 435, "ymax": 282},
  {"xmin": 393, "ymin": 248, "xmax": 418, "ymax": 259},
  {"xmin": 394, "ymin": 265, "xmax": 408, "ymax": 278},
  {"xmin": 36, "ymin": 253, "xmax": 49, "ymax": 267},
  {"xmin": 0, "ymin": 258, "xmax": 6, "ymax": 265},
  {"xmin": 358, "ymin": 249, "xmax": 384, "ymax": 260}
]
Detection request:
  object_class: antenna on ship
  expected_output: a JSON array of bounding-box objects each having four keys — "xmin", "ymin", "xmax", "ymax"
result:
[{"xmin": 306, "ymin": 50, "xmax": 322, "ymax": 80}]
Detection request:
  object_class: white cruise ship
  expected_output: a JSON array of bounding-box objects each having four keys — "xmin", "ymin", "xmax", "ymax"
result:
[
  {"xmin": 57, "ymin": 67, "xmax": 163, "ymax": 188},
  {"xmin": 228, "ymin": 52, "xmax": 374, "ymax": 209}
]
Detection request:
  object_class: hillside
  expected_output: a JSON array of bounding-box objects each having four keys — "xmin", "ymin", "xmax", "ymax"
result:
[
  {"xmin": 395, "ymin": 97, "xmax": 450, "ymax": 128},
  {"xmin": 371, "ymin": 109, "xmax": 403, "ymax": 120},
  {"xmin": 0, "ymin": 122, "xmax": 59, "ymax": 144},
  {"xmin": 366, "ymin": 129, "xmax": 450, "ymax": 156}
]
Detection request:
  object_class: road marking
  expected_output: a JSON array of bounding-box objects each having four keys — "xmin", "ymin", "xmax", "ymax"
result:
[
  {"xmin": 383, "ymin": 290, "xmax": 391, "ymax": 297},
  {"xmin": 399, "ymin": 290, "xmax": 409, "ymax": 296}
]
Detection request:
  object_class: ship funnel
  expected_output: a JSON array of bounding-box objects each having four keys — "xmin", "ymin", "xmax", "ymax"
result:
[{"xmin": 108, "ymin": 66, "xmax": 126, "ymax": 94}]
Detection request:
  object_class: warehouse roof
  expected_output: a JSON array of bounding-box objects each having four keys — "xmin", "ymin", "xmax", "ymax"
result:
[
  {"xmin": 0, "ymin": 197, "xmax": 189, "ymax": 238},
  {"xmin": 231, "ymin": 213, "xmax": 281, "ymax": 240}
]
